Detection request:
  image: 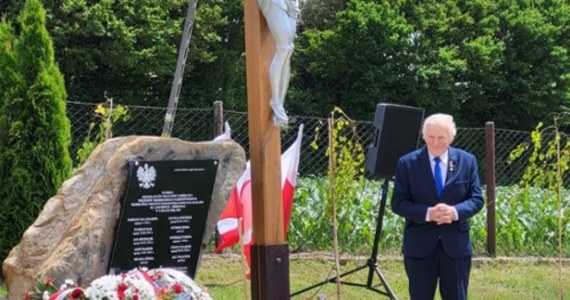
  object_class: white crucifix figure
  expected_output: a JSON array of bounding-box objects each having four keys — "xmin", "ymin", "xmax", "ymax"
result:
[{"xmin": 257, "ymin": 0, "xmax": 300, "ymax": 126}]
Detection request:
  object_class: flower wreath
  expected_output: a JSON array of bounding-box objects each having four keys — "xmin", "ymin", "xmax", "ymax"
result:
[{"xmin": 24, "ymin": 268, "xmax": 213, "ymax": 300}]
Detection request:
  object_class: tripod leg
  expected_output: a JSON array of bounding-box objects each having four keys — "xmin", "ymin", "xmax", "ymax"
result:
[
  {"xmin": 373, "ymin": 265, "xmax": 398, "ymax": 300},
  {"xmin": 290, "ymin": 264, "xmax": 369, "ymax": 297},
  {"xmin": 365, "ymin": 178, "xmax": 398, "ymax": 299},
  {"xmin": 291, "ymin": 178, "xmax": 398, "ymax": 299}
]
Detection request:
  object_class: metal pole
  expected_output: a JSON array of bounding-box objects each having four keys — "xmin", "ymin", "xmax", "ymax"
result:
[
  {"xmin": 485, "ymin": 121, "xmax": 496, "ymax": 256},
  {"xmin": 213, "ymin": 100, "xmax": 224, "ymax": 249},
  {"xmin": 161, "ymin": 0, "xmax": 198, "ymax": 138}
]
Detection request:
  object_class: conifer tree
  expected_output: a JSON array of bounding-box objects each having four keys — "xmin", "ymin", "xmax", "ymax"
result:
[
  {"xmin": 0, "ymin": 0, "xmax": 72, "ymax": 263},
  {"xmin": 0, "ymin": 20, "xmax": 22, "ymax": 108}
]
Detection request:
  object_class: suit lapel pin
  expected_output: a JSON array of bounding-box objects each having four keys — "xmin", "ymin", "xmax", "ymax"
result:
[{"xmin": 449, "ymin": 160, "xmax": 456, "ymax": 172}]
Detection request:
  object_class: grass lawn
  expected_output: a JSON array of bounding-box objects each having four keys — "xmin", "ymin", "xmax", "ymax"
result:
[
  {"xmin": 199, "ymin": 253, "xmax": 570, "ymax": 299},
  {"xmin": 1, "ymin": 253, "xmax": 568, "ymax": 299}
]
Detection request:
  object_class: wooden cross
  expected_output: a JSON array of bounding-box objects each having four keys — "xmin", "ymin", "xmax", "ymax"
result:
[{"xmin": 244, "ymin": 0, "xmax": 290, "ymax": 298}]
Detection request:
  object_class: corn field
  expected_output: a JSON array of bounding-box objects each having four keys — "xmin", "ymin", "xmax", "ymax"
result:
[{"xmin": 67, "ymin": 101, "xmax": 570, "ymax": 256}]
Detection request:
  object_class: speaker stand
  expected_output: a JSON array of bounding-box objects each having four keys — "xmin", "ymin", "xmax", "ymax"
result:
[{"xmin": 290, "ymin": 178, "xmax": 398, "ymax": 299}]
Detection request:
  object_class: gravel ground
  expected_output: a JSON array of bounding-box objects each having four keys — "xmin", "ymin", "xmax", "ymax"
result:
[{"xmin": 203, "ymin": 251, "xmax": 570, "ymax": 266}]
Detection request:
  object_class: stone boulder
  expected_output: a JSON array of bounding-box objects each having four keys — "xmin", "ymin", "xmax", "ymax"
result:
[{"xmin": 2, "ymin": 136, "xmax": 245, "ymax": 300}]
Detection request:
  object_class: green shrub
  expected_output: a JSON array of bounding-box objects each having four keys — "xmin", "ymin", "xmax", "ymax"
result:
[
  {"xmin": 0, "ymin": 0, "xmax": 72, "ymax": 264},
  {"xmin": 75, "ymin": 99, "xmax": 130, "ymax": 167}
]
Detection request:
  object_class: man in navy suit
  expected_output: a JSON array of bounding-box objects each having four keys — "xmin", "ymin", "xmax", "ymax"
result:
[{"xmin": 391, "ymin": 113, "xmax": 484, "ymax": 300}]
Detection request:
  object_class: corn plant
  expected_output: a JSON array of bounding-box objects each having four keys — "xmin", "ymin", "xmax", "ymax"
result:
[
  {"xmin": 288, "ymin": 180, "xmax": 570, "ymax": 256},
  {"xmin": 508, "ymin": 113, "xmax": 570, "ymax": 300}
]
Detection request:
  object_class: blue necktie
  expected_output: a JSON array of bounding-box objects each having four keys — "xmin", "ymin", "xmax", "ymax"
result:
[{"xmin": 434, "ymin": 157, "xmax": 443, "ymax": 197}]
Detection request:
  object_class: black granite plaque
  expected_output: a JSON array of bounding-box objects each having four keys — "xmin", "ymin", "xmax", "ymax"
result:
[{"xmin": 108, "ymin": 159, "xmax": 218, "ymax": 278}]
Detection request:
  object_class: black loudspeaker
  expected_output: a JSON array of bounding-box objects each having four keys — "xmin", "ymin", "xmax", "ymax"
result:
[{"xmin": 365, "ymin": 103, "xmax": 425, "ymax": 178}]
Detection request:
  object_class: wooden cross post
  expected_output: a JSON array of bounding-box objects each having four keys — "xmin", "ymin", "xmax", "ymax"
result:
[{"xmin": 244, "ymin": 0, "xmax": 290, "ymax": 299}]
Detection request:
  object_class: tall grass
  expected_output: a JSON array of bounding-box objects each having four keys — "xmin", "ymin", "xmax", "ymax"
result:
[{"xmin": 288, "ymin": 176, "xmax": 570, "ymax": 257}]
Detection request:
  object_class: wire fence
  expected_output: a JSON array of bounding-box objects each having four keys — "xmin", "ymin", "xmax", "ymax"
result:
[{"xmin": 67, "ymin": 101, "xmax": 560, "ymax": 187}]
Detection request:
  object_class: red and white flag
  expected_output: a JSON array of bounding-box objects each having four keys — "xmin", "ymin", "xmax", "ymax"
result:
[{"xmin": 215, "ymin": 125, "xmax": 304, "ymax": 269}]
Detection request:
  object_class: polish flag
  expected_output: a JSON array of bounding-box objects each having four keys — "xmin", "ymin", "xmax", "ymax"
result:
[{"xmin": 215, "ymin": 125, "xmax": 304, "ymax": 269}]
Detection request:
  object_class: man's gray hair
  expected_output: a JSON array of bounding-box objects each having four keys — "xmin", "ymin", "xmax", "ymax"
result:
[{"xmin": 422, "ymin": 113, "xmax": 457, "ymax": 140}]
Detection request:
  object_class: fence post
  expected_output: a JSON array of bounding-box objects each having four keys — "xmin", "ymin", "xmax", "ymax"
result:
[
  {"xmin": 213, "ymin": 100, "xmax": 224, "ymax": 137},
  {"xmin": 485, "ymin": 122, "xmax": 496, "ymax": 257},
  {"xmin": 213, "ymin": 100, "xmax": 224, "ymax": 250}
]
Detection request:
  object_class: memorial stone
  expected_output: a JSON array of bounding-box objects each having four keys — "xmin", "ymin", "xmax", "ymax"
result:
[{"xmin": 2, "ymin": 136, "xmax": 245, "ymax": 300}]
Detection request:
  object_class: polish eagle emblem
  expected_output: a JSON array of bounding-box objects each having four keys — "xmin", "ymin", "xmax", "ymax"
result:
[{"xmin": 137, "ymin": 163, "xmax": 156, "ymax": 189}]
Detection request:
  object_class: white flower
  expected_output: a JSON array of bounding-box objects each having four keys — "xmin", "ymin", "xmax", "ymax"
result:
[
  {"xmin": 85, "ymin": 275, "xmax": 122, "ymax": 300},
  {"xmin": 30, "ymin": 268, "xmax": 213, "ymax": 300},
  {"xmin": 84, "ymin": 272, "xmax": 157, "ymax": 300},
  {"xmin": 147, "ymin": 268, "xmax": 213, "ymax": 300},
  {"xmin": 123, "ymin": 271, "xmax": 156, "ymax": 300},
  {"xmin": 59, "ymin": 279, "xmax": 76, "ymax": 290},
  {"xmin": 65, "ymin": 279, "xmax": 76, "ymax": 286}
]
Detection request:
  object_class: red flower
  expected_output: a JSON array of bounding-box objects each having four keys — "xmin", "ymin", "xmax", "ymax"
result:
[
  {"xmin": 132, "ymin": 294, "xmax": 139, "ymax": 300},
  {"xmin": 117, "ymin": 282, "xmax": 128, "ymax": 292},
  {"xmin": 23, "ymin": 291, "xmax": 31, "ymax": 299},
  {"xmin": 172, "ymin": 283, "xmax": 184, "ymax": 294},
  {"xmin": 44, "ymin": 278, "xmax": 53, "ymax": 286},
  {"xmin": 71, "ymin": 288, "xmax": 84, "ymax": 299},
  {"xmin": 117, "ymin": 282, "xmax": 129, "ymax": 300}
]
